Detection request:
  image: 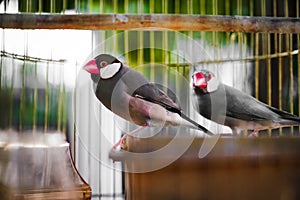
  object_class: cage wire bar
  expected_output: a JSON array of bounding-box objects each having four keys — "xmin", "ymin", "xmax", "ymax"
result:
[{"xmin": 0, "ymin": 0, "xmax": 300, "ymax": 199}]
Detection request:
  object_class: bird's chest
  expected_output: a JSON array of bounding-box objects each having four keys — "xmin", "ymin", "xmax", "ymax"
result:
[
  {"xmin": 193, "ymin": 89, "xmax": 226, "ymax": 120},
  {"xmin": 193, "ymin": 92, "xmax": 212, "ymax": 119},
  {"xmin": 96, "ymin": 78, "xmax": 125, "ymax": 110}
]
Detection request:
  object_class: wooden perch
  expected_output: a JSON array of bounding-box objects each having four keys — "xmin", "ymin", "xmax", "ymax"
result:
[{"xmin": 0, "ymin": 13, "xmax": 300, "ymax": 33}]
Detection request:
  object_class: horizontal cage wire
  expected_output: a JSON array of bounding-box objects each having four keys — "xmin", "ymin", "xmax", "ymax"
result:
[{"xmin": 0, "ymin": 0, "xmax": 300, "ymax": 200}]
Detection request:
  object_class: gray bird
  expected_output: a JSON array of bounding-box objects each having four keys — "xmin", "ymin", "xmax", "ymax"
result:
[
  {"xmin": 192, "ymin": 69, "xmax": 300, "ymax": 135},
  {"xmin": 83, "ymin": 54, "xmax": 213, "ymax": 148}
]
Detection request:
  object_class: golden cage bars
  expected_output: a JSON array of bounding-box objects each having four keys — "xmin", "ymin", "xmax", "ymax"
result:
[{"xmin": 1, "ymin": 12, "xmax": 299, "ymax": 133}]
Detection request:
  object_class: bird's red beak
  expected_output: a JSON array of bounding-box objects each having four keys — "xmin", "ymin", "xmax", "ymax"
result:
[
  {"xmin": 193, "ymin": 72, "xmax": 207, "ymax": 88},
  {"xmin": 83, "ymin": 59, "xmax": 99, "ymax": 74}
]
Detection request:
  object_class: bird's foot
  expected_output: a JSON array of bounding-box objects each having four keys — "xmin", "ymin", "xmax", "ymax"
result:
[
  {"xmin": 112, "ymin": 126, "xmax": 146, "ymax": 150},
  {"xmin": 112, "ymin": 134, "xmax": 128, "ymax": 150},
  {"xmin": 120, "ymin": 136, "xmax": 128, "ymax": 149},
  {"xmin": 248, "ymin": 130, "xmax": 259, "ymax": 137}
]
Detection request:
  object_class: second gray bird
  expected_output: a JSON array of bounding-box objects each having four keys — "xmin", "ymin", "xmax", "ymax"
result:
[{"xmin": 192, "ymin": 69, "xmax": 300, "ymax": 135}]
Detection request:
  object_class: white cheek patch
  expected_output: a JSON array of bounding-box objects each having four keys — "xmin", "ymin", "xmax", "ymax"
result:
[
  {"xmin": 207, "ymin": 77, "xmax": 220, "ymax": 92},
  {"xmin": 100, "ymin": 63, "xmax": 122, "ymax": 79}
]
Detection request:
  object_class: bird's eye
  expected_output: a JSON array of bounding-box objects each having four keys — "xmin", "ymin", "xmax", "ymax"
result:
[
  {"xmin": 206, "ymin": 73, "xmax": 212, "ymax": 81},
  {"xmin": 99, "ymin": 61, "xmax": 108, "ymax": 67}
]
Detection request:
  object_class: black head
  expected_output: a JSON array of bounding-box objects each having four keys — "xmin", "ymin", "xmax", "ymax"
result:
[
  {"xmin": 94, "ymin": 54, "xmax": 121, "ymax": 69},
  {"xmin": 83, "ymin": 54, "xmax": 123, "ymax": 82}
]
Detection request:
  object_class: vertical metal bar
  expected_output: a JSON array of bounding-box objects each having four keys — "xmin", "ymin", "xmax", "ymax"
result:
[
  {"xmin": 238, "ymin": 0, "xmax": 247, "ymax": 136},
  {"xmin": 57, "ymin": 84, "xmax": 62, "ymax": 133},
  {"xmin": 237, "ymin": 0, "xmax": 242, "ymax": 90},
  {"xmin": 33, "ymin": 61, "xmax": 37, "ymax": 133},
  {"xmin": 21, "ymin": 0, "xmax": 31, "ymax": 132},
  {"xmin": 267, "ymin": 33, "xmax": 272, "ymax": 136},
  {"xmin": 138, "ymin": 0, "xmax": 144, "ymax": 66},
  {"xmin": 213, "ymin": 0, "xmax": 220, "ymax": 90},
  {"xmin": 273, "ymin": 0, "xmax": 282, "ymax": 136},
  {"xmin": 255, "ymin": 33, "xmax": 259, "ymax": 99},
  {"xmin": 213, "ymin": 0, "xmax": 218, "ymax": 61},
  {"xmin": 200, "ymin": 0, "xmax": 206, "ymax": 45},
  {"xmin": 38, "ymin": 0, "xmax": 42, "ymax": 13},
  {"xmin": 288, "ymin": 34, "xmax": 293, "ymax": 109},
  {"xmin": 187, "ymin": 0, "xmax": 192, "ymax": 76},
  {"xmin": 237, "ymin": 0, "xmax": 241, "ymax": 15},
  {"xmin": 20, "ymin": 31, "xmax": 28, "ymax": 132},
  {"xmin": 57, "ymin": 63, "xmax": 63, "ymax": 132},
  {"xmin": 181, "ymin": 0, "xmax": 193, "ymax": 121},
  {"xmin": 162, "ymin": 0, "xmax": 168, "ymax": 63},
  {"xmin": 26, "ymin": 0, "xmax": 31, "ymax": 12},
  {"xmin": 278, "ymin": 33, "xmax": 283, "ymax": 136},
  {"xmin": 288, "ymin": 34, "xmax": 294, "ymax": 135},
  {"xmin": 62, "ymin": 85, "xmax": 66, "ymax": 135},
  {"xmin": 44, "ymin": 62, "xmax": 49, "ymax": 133},
  {"xmin": 20, "ymin": 62, "xmax": 25, "ymax": 132},
  {"xmin": 150, "ymin": 0, "xmax": 155, "ymax": 82},
  {"xmin": 50, "ymin": 0, "xmax": 55, "ymax": 13},
  {"xmin": 163, "ymin": 0, "xmax": 168, "ymax": 89},
  {"xmin": 238, "ymin": 0, "xmax": 245, "ymax": 89},
  {"xmin": 249, "ymin": 0, "xmax": 254, "ymax": 60},
  {"xmin": 63, "ymin": 0, "xmax": 67, "ymax": 13},
  {"xmin": 124, "ymin": 0, "xmax": 129, "ymax": 62},
  {"xmin": 284, "ymin": 0, "xmax": 294, "ymax": 135},
  {"xmin": 9, "ymin": 55, "xmax": 14, "ymax": 129},
  {"xmin": 289, "ymin": 33, "xmax": 294, "ymax": 135},
  {"xmin": 260, "ymin": 0, "xmax": 266, "ymax": 82},
  {"xmin": 261, "ymin": 0, "xmax": 272, "ymax": 136},
  {"xmin": 171, "ymin": 0, "xmax": 180, "ymax": 137},
  {"xmin": 265, "ymin": 1, "xmax": 271, "ymax": 136},
  {"xmin": 88, "ymin": 0, "xmax": 92, "ymax": 12},
  {"xmin": 73, "ymin": 60, "xmax": 77, "ymax": 167},
  {"xmin": 113, "ymin": 0, "xmax": 117, "ymax": 13},
  {"xmin": 175, "ymin": 0, "xmax": 180, "ymax": 97},
  {"xmin": 75, "ymin": 0, "xmax": 78, "ymax": 13},
  {"xmin": 250, "ymin": 0, "xmax": 259, "ymax": 102},
  {"xmin": 273, "ymin": 0, "xmax": 281, "ymax": 135},
  {"xmin": 225, "ymin": 0, "xmax": 230, "ymax": 40}
]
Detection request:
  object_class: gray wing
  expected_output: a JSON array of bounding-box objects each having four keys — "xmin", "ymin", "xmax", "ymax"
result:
[
  {"xmin": 224, "ymin": 85, "xmax": 280, "ymax": 122},
  {"xmin": 122, "ymin": 66, "xmax": 181, "ymax": 114},
  {"xmin": 133, "ymin": 83, "xmax": 181, "ymax": 114}
]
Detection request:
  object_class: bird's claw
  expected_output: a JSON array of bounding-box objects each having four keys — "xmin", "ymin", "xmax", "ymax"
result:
[
  {"xmin": 248, "ymin": 130, "xmax": 259, "ymax": 137},
  {"xmin": 112, "ymin": 135, "xmax": 128, "ymax": 150},
  {"xmin": 120, "ymin": 137, "xmax": 128, "ymax": 149}
]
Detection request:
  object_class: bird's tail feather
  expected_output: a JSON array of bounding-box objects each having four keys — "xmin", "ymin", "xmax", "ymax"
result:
[
  {"xmin": 180, "ymin": 113, "xmax": 214, "ymax": 136},
  {"xmin": 277, "ymin": 119, "xmax": 300, "ymax": 127},
  {"xmin": 268, "ymin": 106, "xmax": 300, "ymax": 124}
]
